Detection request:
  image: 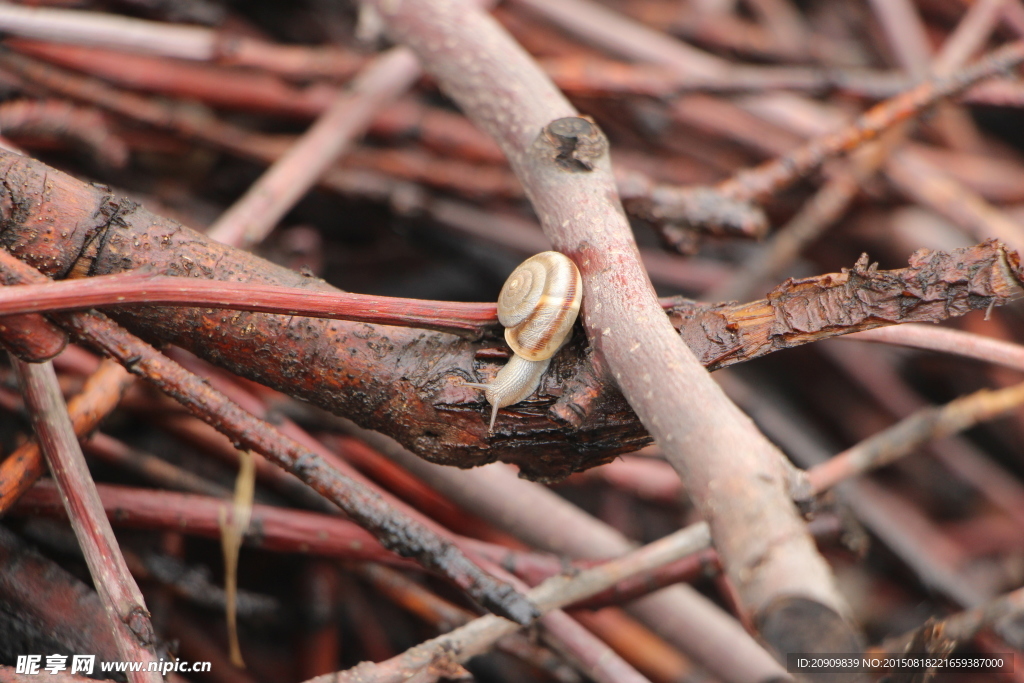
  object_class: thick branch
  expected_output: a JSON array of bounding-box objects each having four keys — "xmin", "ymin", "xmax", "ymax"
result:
[{"xmin": 0, "ymin": 152, "xmax": 1018, "ymax": 485}]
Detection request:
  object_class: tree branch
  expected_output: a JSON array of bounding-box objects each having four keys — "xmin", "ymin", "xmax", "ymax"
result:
[
  {"xmin": 360, "ymin": 0, "xmax": 855, "ymax": 657},
  {"xmin": 0, "ymin": 151, "xmax": 1018, "ymax": 484}
]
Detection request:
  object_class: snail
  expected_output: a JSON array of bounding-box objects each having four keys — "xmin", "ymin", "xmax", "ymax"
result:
[{"xmin": 466, "ymin": 251, "xmax": 582, "ymax": 431}]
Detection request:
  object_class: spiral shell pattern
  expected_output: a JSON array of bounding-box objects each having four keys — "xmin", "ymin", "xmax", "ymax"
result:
[{"xmin": 498, "ymin": 251, "xmax": 581, "ymax": 362}]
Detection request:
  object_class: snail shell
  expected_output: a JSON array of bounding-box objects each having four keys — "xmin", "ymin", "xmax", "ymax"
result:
[
  {"xmin": 498, "ymin": 251, "xmax": 582, "ymax": 361},
  {"xmin": 467, "ymin": 251, "xmax": 582, "ymax": 431}
]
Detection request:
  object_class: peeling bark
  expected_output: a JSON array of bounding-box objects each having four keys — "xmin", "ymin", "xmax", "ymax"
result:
[{"xmin": 673, "ymin": 246, "xmax": 1022, "ymax": 371}]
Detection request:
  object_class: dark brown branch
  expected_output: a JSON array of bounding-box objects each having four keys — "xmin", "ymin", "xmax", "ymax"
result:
[
  {"xmin": 673, "ymin": 242, "xmax": 1022, "ymax": 371},
  {"xmin": 0, "ymin": 152, "xmax": 1019, "ymax": 484}
]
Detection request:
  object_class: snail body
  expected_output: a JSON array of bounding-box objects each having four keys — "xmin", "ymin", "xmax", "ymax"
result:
[{"xmin": 466, "ymin": 251, "xmax": 582, "ymax": 430}]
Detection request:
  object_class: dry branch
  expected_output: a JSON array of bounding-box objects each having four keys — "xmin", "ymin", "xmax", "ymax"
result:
[
  {"xmin": 11, "ymin": 358, "xmax": 160, "ymax": 683},
  {"xmin": 363, "ymin": 0, "xmax": 853, "ymax": 659}
]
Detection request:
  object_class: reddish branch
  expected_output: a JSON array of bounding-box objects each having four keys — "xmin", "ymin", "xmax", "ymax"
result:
[
  {"xmin": 0, "ymin": 98, "xmax": 128, "ymax": 168},
  {"xmin": 14, "ymin": 481, "xmax": 415, "ymax": 566},
  {"xmin": 6, "ymin": 40, "xmax": 340, "ymax": 118},
  {"xmin": 13, "ymin": 479, "xmax": 719, "ymax": 617},
  {"xmin": 0, "ymin": 6, "xmax": 363, "ymax": 79},
  {"xmin": 11, "ymin": 358, "xmax": 160, "ymax": 683},
  {"xmin": 0, "ymin": 272, "xmax": 498, "ymax": 337}
]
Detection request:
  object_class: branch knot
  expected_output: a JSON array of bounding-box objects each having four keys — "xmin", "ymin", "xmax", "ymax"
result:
[{"xmin": 536, "ymin": 116, "xmax": 608, "ymax": 172}]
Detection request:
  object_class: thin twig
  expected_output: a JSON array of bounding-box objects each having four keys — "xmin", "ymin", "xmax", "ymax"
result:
[
  {"xmin": 848, "ymin": 324, "xmax": 1024, "ymax": 373},
  {"xmin": 710, "ymin": 0, "xmax": 1010, "ymax": 302},
  {"xmin": 877, "ymin": 585, "xmax": 1024, "ymax": 655},
  {"xmin": 206, "ymin": 47, "xmax": 419, "ymax": 248},
  {"xmin": 348, "ymin": 424, "xmax": 788, "ymax": 682},
  {"xmin": 310, "ymin": 523, "xmax": 713, "ymax": 683},
  {"xmin": 806, "ymin": 381, "xmax": 1024, "ymax": 494},
  {"xmin": 0, "ymin": 271, "xmax": 498, "ymax": 337},
  {"xmin": 0, "ymin": 358, "xmax": 133, "ymax": 513},
  {"xmin": 0, "ymin": 5, "xmax": 362, "ymax": 78},
  {"xmin": 708, "ymin": 169, "xmax": 860, "ymax": 301},
  {"xmin": 510, "ymin": 0, "xmax": 729, "ymax": 77},
  {"xmin": 716, "ymin": 39, "xmax": 1024, "ymax": 202},
  {"xmin": 886, "ymin": 150, "xmax": 1024, "ymax": 253},
  {"xmin": 933, "ymin": 0, "xmax": 1012, "ymax": 75},
  {"xmin": 85, "ymin": 432, "xmax": 233, "ymax": 498},
  {"xmin": 11, "ymin": 357, "xmax": 160, "ymax": 683},
  {"xmin": 510, "ymin": 0, "xmax": 1024, "ymax": 206}
]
